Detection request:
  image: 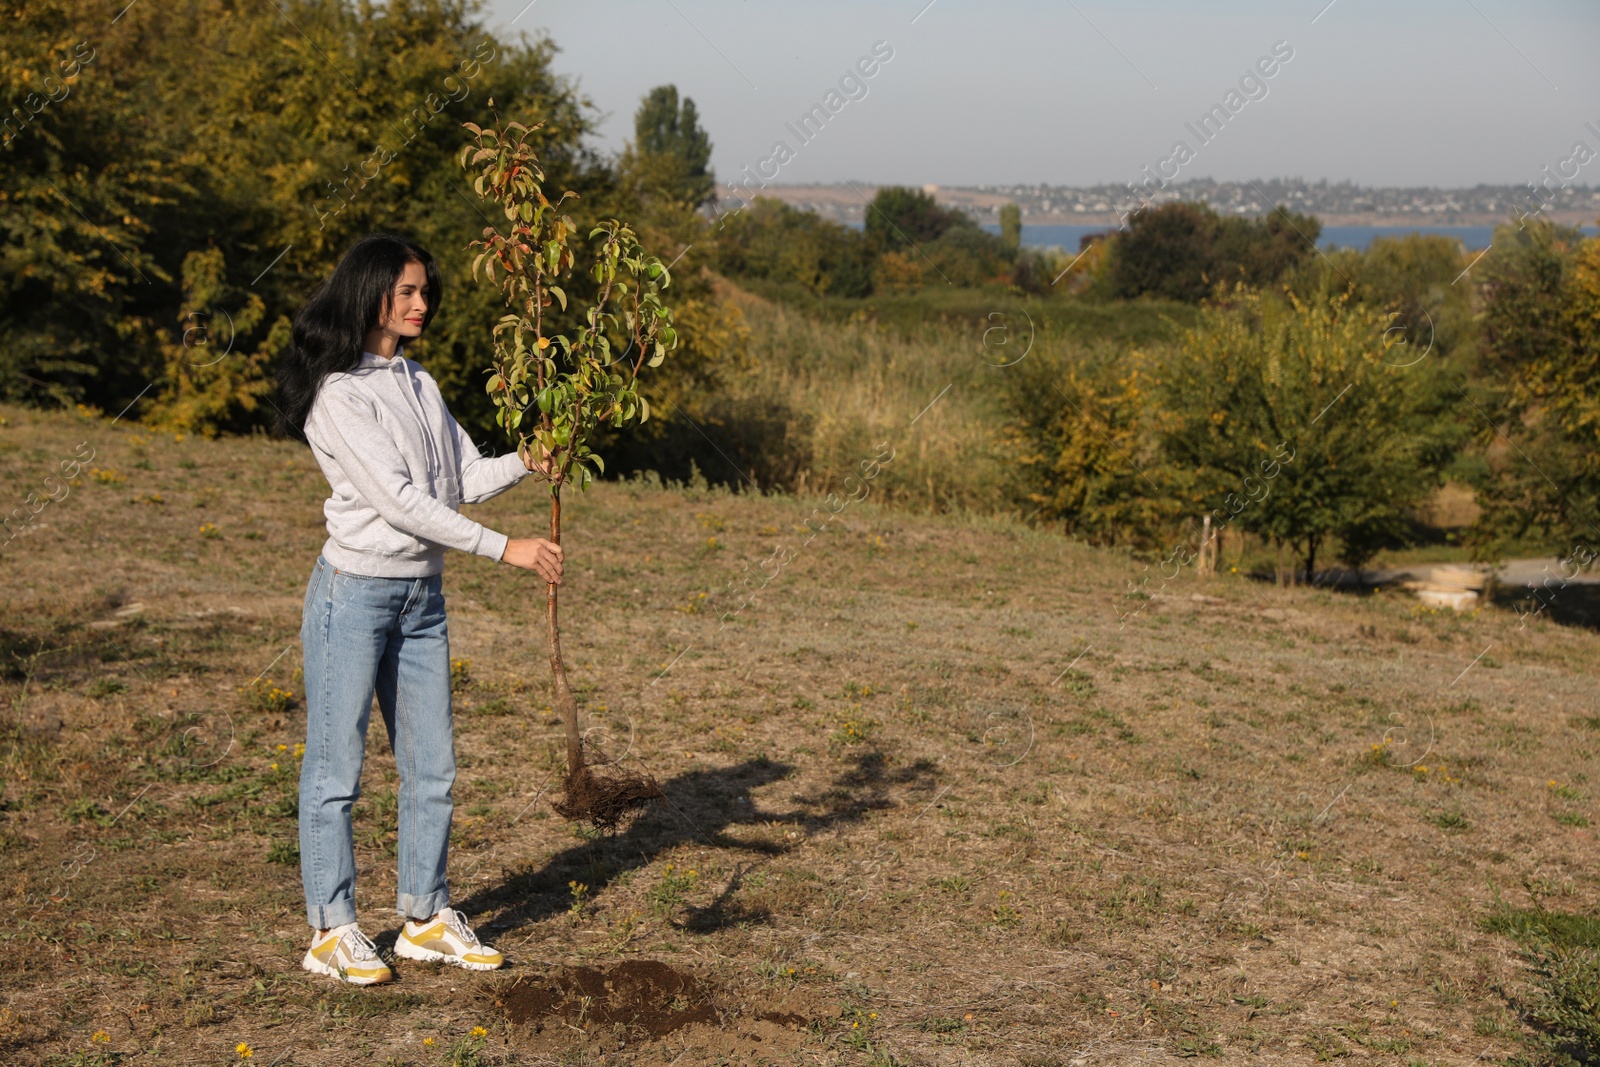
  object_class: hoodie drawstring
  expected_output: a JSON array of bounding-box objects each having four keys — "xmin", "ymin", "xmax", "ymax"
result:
[{"xmin": 391, "ymin": 355, "xmax": 447, "ymax": 492}]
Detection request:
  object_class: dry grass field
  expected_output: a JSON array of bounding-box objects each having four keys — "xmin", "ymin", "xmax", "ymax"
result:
[{"xmin": 3, "ymin": 402, "xmax": 1600, "ymax": 1066}]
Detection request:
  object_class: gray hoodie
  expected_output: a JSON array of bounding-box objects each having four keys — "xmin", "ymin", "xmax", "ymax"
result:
[{"xmin": 303, "ymin": 350, "xmax": 528, "ymax": 577}]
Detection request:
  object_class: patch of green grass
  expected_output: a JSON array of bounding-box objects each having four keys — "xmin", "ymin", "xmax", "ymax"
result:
[
  {"xmin": 473, "ymin": 697, "xmax": 513, "ymax": 716},
  {"xmin": 1483, "ymin": 905, "xmax": 1600, "ymax": 1064},
  {"xmin": 1482, "ymin": 906, "xmax": 1600, "ymax": 950},
  {"xmin": 914, "ymin": 1016, "xmax": 966, "ymax": 1034},
  {"xmin": 64, "ymin": 797, "xmax": 112, "ymax": 825},
  {"xmin": 41, "ymin": 1051, "xmax": 123, "ymax": 1067},
  {"xmin": 1303, "ymin": 1029, "xmax": 1351, "ymax": 1060},
  {"xmin": 830, "ymin": 715, "xmax": 878, "ymax": 746},
  {"xmin": 1172, "ymin": 1033, "xmax": 1223, "ymax": 1058},
  {"xmin": 266, "ymin": 839, "xmax": 299, "ymax": 864},
  {"xmin": 321, "ymin": 989, "xmax": 429, "ymax": 1021},
  {"xmin": 87, "ymin": 677, "xmax": 129, "ymax": 698},
  {"xmin": 647, "ymin": 864, "xmax": 698, "ymax": 918}
]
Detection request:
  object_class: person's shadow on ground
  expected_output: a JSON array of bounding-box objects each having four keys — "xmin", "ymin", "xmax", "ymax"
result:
[{"xmin": 450, "ymin": 750, "xmax": 937, "ymax": 940}]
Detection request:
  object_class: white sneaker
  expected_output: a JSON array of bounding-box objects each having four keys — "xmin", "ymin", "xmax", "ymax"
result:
[
  {"xmin": 302, "ymin": 922, "xmax": 393, "ymax": 985},
  {"xmin": 393, "ymin": 907, "xmax": 504, "ymax": 971}
]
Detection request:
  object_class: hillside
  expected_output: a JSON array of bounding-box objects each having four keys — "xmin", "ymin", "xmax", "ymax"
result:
[{"xmin": 3, "ymin": 403, "xmax": 1599, "ymax": 1065}]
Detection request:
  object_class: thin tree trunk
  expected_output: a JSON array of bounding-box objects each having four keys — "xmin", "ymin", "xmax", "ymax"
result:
[{"xmin": 546, "ymin": 485, "xmax": 581, "ymax": 773}]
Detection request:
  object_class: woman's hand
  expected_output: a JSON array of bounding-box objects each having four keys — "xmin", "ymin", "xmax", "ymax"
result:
[
  {"xmin": 501, "ymin": 537, "xmax": 563, "ymax": 583},
  {"xmin": 521, "ymin": 441, "xmax": 565, "ymax": 484}
]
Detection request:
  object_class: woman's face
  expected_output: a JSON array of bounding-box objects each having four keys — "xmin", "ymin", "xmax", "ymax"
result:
[{"xmin": 380, "ymin": 260, "xmax": 430, "ymax": 340}]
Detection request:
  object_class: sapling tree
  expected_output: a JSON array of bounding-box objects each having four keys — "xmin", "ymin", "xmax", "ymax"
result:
[{"xmin": 460, "ymin": 114, "xmax": 678, "ymax": 826}]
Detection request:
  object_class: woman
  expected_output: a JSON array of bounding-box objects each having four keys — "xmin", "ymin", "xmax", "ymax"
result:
[{"xmin": 278, "ymin": 233, "xmax": 562, "ymax": 985}]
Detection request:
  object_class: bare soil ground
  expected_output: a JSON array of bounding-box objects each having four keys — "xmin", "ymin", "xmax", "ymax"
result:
[{"xmin": 3, "ymin": 403, "xmax": 1598, "ymax": 1066}]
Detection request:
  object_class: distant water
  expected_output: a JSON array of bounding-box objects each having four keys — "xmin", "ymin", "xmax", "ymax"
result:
[
  {"xmin": 1316, "ymin": 224, "xmax": 1595, "ymax": 250},
  {"xmin": 984, "ymin": 222, "xmax": 1599, "ymax": 252}
]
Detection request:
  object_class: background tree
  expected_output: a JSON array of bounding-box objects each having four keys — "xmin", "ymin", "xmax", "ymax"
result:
[
  {"xmin": 147, "ymin": 248, "xmax": 276, "ymax": 435},
  {"xmin": 864, "ymin": 186, "xmax": 971, "ymax": 250},
  {"xmin": 999, "ymin": 203, "xmax": 1022, "ymax": 253},
  {"xmin": 602, "ymin": 83, "xmax": 746, "ymax": 485},
  {"xmin": 0, "ymin": 0, "xmax": 598, "ymax": 435},
  {"xmin": 1001, "ymin": 342, "xmax": 1179, "ymax": 547},
  {"xmin": 0, "ymin": 0, "xmax": 171, "ymax": 408},
  {"xmin": 1103, "ymin": 202, "xmax": 1217, "ymax": 302},
  {"xmin": 623, "ymin": 84, "xmax": 713, "ymax": 208},
  {"xmin": 1161, "ymin": 287, "xmax": 1457, "ymax": 580},
  {"xmin": 1284, "ymin": 232, "xmax": 1474, "ymax": 371},
  {"xmin": 1468, "ymin": 221, "xmax": 1600, "ymax": 551},
  {"xmin": 1214, "ymin": 210, "xmax": 1321, "ymax": 290},
  {"xmin": 1104, "ymin": 202, "xmax": 1320, "ymax": 302},
  {"xmin": 713, "ymin": 199, "xmax": 871, "ymax": 297}
]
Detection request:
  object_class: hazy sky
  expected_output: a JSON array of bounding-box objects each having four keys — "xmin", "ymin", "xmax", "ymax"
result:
[{"xmin": 479, "ymin": 0, "xmax": 1600, "ymax": 192}]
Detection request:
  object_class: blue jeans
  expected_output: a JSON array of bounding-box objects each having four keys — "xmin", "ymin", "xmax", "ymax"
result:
[{"xmin": 298, "ymin": 557, "xmax": 456, "ymax": 929}]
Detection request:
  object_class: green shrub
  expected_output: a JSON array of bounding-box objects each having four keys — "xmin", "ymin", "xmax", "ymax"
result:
[
  {"xmin": 1161, "ymin": 287, "xmax": 1459, "ymax": 577},
  {"xmin": 1000, "ymin": 340, "xmax": 1178, "ymax": 546}
]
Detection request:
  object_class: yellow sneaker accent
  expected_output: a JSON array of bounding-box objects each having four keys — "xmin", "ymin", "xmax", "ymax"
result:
[
  {"xmin": 301, "ymin": 923, "xmax": 393, "ymax": 985},
  {"xmin": 394, "ymin": 908, "xmax": 503, "ymax": 971}
]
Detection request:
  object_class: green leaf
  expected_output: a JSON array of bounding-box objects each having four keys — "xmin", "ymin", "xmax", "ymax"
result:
[{"xmin": 549, "ymin": 286, "xmax": 566, "ymax": 311}]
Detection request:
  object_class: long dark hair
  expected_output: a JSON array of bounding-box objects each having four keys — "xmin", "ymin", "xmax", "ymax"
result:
[{"xmin": 277, "ymin": 233, "xmax": 443, "ymax": 439}]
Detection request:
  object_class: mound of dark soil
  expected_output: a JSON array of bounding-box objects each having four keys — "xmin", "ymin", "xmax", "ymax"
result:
[{"xmin": 500, "ymin": 959, "xmax": 716, "ymax": 1038}]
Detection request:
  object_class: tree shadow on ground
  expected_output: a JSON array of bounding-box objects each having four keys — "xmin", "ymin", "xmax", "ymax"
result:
[{"xmin": 451, "ymin": 750, "xmax": 937, "ymax": 939}]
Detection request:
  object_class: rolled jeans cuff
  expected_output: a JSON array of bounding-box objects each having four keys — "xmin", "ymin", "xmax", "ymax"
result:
[
  {"xmin": 307, "ymin": 898, "xmax": 358, "ymax": 931},
  {"xmin": 397, "ymin": 887, "xmax": 449, "ymax": 922}
]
